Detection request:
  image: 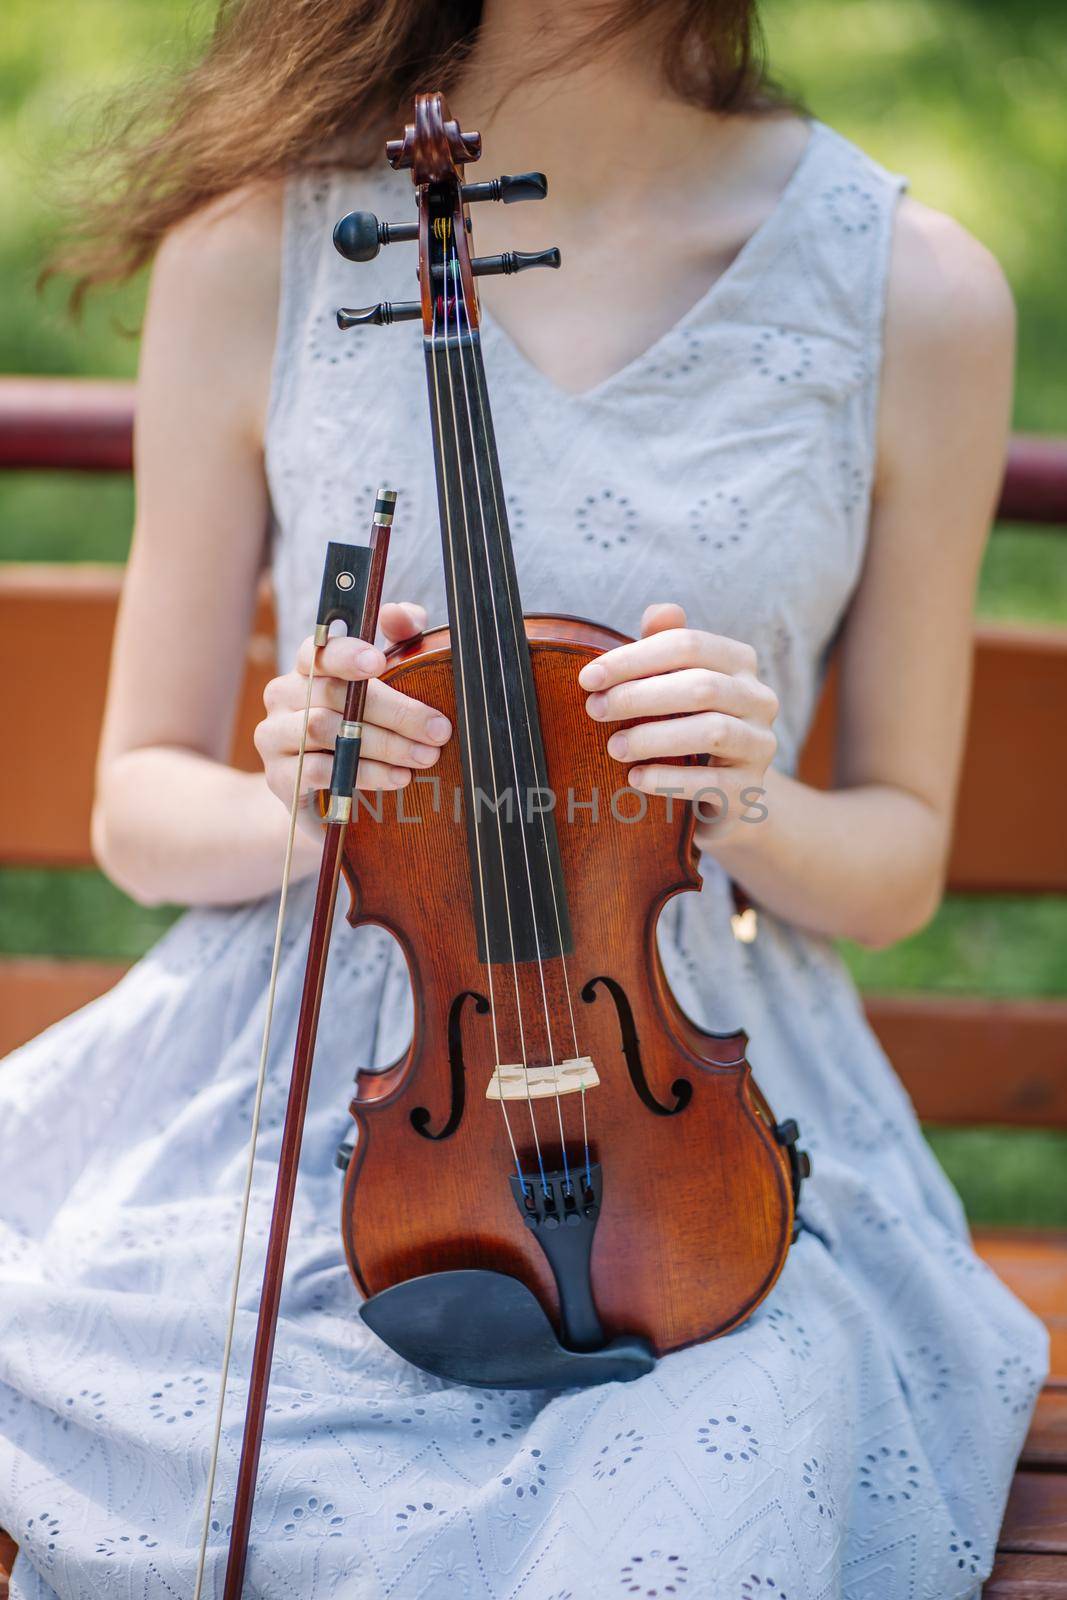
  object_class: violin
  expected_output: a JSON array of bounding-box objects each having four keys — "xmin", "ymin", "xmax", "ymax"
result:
[
  {"xmin": 209, "ymin": 91, "xmax": 808, "ymax": 1599},
  {"xmin": 334, "ymin": 92, "xmax": 806, "ymax": 1368}
]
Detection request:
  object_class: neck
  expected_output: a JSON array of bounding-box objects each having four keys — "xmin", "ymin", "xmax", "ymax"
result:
[{"xmin": 457, "ymin": 0, "xmax": 757, "ymax": 210}]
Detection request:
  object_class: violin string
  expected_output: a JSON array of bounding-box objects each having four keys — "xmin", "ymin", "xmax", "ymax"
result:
[
  {"xmin": 435, "ymin": 240, "xmax": 550, "ymax": 1190},
  {"xmin": 428, "ymin": 243, "xmax": 528, "ymax": 1184},
  {"xmin": 191, "ymin": 649, "xmax": 320, "ymax": 1600},
  {"xmin": 463, "ymin": 276, "xmax": 592, "ymax": 1178},
  {"xmin": 449, "ymin": 248, "xmax": 575, "ymax": 1183}
]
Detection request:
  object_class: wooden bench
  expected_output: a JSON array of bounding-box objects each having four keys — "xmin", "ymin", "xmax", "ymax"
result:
[{"xmin": 0, "ymin": 377, "xmax": 1064, "ymax": 1594}]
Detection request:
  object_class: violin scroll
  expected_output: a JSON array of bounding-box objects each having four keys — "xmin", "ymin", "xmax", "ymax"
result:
[
  {"xmin": 333, "ymin": 91, "xmax": 559, "ymax": 339},
  {"xmin": 385, "ymin": 90, "xmax": 481, "ymax": 180}
]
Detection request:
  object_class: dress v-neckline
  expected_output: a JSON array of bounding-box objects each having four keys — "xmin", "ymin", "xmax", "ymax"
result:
[{"xmin": 478, "ymin": 118, "xmax": 825, "ymax": 406}]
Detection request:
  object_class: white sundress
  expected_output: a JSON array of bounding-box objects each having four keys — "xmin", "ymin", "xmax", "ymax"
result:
[{"xmin": 0, "ymin": 119, "xmax": 1047, "ymax": 1600}]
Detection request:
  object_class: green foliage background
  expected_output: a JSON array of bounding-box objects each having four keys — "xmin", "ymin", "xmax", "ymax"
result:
[{"xmin": 1, "ymin": 0, "xmax": 1065, "ymax": 1223}]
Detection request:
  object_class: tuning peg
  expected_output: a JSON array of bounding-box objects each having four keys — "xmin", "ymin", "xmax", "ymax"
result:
[
  {"xmin": 333, "ymin": 211, "xmax": 418, "ymax": 263},
  {"xmin": 336, "ymin": 301, "xmax": 421, "ymax": 329},
  {"xmin": 461, "ymin": 172, "xmax": 548, "ymax": 205},
  {"xmin": 429, "ymin": 247, "xmax": 560, "ymax": 284},
  {"xmin": 471, "ymin": 247, "xmax": 561, "ymax": 278}
]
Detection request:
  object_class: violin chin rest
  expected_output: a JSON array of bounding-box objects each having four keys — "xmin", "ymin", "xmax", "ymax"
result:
[{"xmin": 359, "ymin": 1270, "xmax": 655, "ymax": 1390}]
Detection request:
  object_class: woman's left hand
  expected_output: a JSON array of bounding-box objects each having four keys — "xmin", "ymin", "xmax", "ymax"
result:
[{"xmin": 579, "ymin": 602, "xmax": 779, "ymax": 842}]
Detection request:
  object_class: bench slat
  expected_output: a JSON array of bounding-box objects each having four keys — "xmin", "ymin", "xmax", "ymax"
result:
[
  {"xmin": 798, "ymin": 622, "xmax": 1067, "ymax": 894},
  {"xmin": 3, "ymin": 568, "xmax": 1067, "ymax": 894},
  {"xmin": 0, "ymin": 566, "xmax": 270, "ymax": 866},
  {"xmin": 986, "ymin": 1551, "xmax": 1067, "ymax": 1598},
  {"xmin": 974, "ymin": 1231, "xmax": 1067, "ymax": 1331},
  {"xmin": 1021, "ymin": 1389, "xmax": 1067, "ymax": 1470},
  {"xmin": 999, "ymin": 1470, "xmax": 1067, "ymax": 1554},
  {"xmin": 871, "ymin": 994, "xmax": 1067, "ymax": 1129}
]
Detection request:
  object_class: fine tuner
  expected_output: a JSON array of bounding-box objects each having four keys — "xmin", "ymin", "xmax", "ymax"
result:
[{"xmin": 333, "ymin": 168, "xmax": 558, "ymax": 331}]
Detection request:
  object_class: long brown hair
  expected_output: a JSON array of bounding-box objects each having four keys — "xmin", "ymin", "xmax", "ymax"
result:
[{"xmin": 54, "ymin": 0, "xmax": 783, "ymax": 307}]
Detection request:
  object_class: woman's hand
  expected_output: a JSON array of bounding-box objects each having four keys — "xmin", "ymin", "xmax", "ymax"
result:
[
  {"xmin": 579, "ymin": 602, "xmax": 778, "ymax": 843},
  {"xmin": 254, "ymin": 601, "xmax": 451, "ymax": 834}
]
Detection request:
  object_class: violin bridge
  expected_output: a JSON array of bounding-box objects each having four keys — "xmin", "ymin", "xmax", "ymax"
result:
[{"xmin": 486, "ymin": 1057, "xmax": 599, "ymax": 1102}]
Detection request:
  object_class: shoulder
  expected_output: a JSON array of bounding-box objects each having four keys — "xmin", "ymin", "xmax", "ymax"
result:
[
  {"xmin": 885, "ymin": 195, "xmax": 1015, "ymax": 366},
  {"xmin": 877, "ymin": 196, "xmax": 1015, "ymax": 485},
  {"xmin": 153, "ymin": 180, "xmax": 284, "ymax": 291},
  {"xmin": 142, "ymin": 180, "xmax": 286, "ymax": 445}
]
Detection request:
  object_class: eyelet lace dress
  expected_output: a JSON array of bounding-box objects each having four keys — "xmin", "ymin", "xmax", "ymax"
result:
[{"xmin": 0, "ymin": 121, "xmax": 1047, "ymax": 1600}]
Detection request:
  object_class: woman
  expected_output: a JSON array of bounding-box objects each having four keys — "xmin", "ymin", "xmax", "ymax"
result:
[{"xmin": 0, "ymin": 0, "xmax": 1046, "ymax": 1595}]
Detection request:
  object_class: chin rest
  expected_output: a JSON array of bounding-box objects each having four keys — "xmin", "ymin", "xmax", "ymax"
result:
[{"xmin": 360, "ymin": 1269, "xmax": 655, "ymax": 1390}]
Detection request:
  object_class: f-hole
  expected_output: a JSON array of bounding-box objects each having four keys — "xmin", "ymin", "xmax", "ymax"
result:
[
  {"xmin": 582, "ymin": 976, "xmax": 692, "ymax": 1116},
  {"xmin": 410, "ymin": 989, "xmax": 489, "ymax": 1140}
]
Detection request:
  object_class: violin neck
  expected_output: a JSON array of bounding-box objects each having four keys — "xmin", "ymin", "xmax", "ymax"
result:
[{"xmin": 424, "ymin": 327, "xmax": 572, "ymax": 966}]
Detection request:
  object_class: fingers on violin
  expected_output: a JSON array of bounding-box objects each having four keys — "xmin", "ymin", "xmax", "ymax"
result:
[
  {"xmin": 360, "ymin": 721, "xmax": 441, "ymax": 770},
  {"xmin": 354, "ymin": 758, "xmax": 412, "ymax": 792},
  {"xmin": 586, "ymin": 667, "xmax": 763, "ymax": 724},
  {"xmin": 294, "ymin": 632, "xmax": 386, "ymax": 681},
  {"xmin": 611, "ymin": 712, "xmax": 776, "ymax": 767},
  {"xmin": 578, "ymin": 628, "xmax": 757, "ymax": 692},
  {"xmin": 365, "ymin": 678, "xmax": 452, "ymax": 747},
  {"xmin": 626, "ymin": 764, "xmax": 749, "ymax": 813},
  {"xmin": 379, "ymin": 600, "xmax": 427, "ymax": 644}
]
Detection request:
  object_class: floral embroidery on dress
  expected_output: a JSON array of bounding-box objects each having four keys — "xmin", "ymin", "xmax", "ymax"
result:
[
  {"xmin": 620, "ymin": 1548, "xmax": 689, "ymax": 1595},
  {"xmin": 281, "ymin": 1495, "xmax": 346, "ymax": 1539},
  {"xmin": 576, "ymin": 487, "xmax": 638, "ymax": 552},
  {"xmin": 591, "ymin": 1428, "xmax": 645, "ymax": 1481},
  {"xmin": 996, "ymin": 1352, "xmax": 1041, "ymax": 1415},
  {"xmin": 858, "ymin": 1443, "xmax": 921, "ymax": 1505},
  {"xmin": 751, "ymin": 327, "xmax": 814, "ymax": 384},
  {"xmin": 696, "ymin": 1413, "xmax": 761, "ymax": 1467},
  {"xmin": 740, "ymin": 1578, "xmax": 789, "ymax": 1600},
  {"xmin": 822, "ymin": 179, "xmax": 880, "ymax": 236}
]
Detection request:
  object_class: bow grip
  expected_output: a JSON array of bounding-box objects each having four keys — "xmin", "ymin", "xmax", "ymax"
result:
[{"xmin": 315, "ymin": 542, "xmax": 373, "ymax": 646}]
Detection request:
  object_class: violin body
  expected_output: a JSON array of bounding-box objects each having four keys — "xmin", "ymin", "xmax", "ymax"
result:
[{"xmin": 339, "ymin": 614, "xmax": 795, "ymax": 1355}]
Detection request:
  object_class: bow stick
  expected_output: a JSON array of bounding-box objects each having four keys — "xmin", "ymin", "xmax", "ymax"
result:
[{"xmin": 192, "ymin": 489, "xmax": 396, "ymax": 1600}]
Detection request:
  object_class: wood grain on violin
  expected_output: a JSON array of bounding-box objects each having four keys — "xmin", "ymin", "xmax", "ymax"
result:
[{"xmin": 340, "ymin": 616, "xmax": 795, "ymax": 1353}]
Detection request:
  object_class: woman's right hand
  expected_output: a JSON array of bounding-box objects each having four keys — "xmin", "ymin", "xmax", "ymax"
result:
[{"xmin": 254, "ymin": 601, "xmax": 451, "ymax": 832}]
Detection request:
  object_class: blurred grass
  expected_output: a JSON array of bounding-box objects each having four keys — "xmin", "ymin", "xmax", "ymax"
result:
[{"xmin": 1, "ymin": 0, "xmax": 1066, "ymax": 1224}]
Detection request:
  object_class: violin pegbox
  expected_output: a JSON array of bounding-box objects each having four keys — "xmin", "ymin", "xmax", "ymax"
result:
[{"xmin": 333, "ymin": 91, "xmax": 560, "ymax": 336}]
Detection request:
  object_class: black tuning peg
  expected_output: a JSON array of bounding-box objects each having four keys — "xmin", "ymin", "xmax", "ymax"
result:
[
  {"xmin": 336, "ymin": 302, "xmax": 421, "ymax": 329},
  {"xmin": 461, "ymin": 172, "xmax": 548, "ymax": 205},
  {"xmin": 429, "ymin": 247, "xmax": 560, "ymax": 283},
  {"xmin": 472, "ymin": 247, "xmax": 561, "ymax": 278},
  {"xmin": 333, "ymin": 211, "xmax": 419, "ymax": 263}
]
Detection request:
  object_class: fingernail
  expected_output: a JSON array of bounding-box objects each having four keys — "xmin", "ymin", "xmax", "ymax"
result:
[
  {"xmin": 390, "ymin": 766, "xmax": 409, "ymax": 784},
  {"xmin": 629, "ymin": 767, "xmax": 646, "ymax": 788},
  {"xmin": 579, "ymin": 662, "xmax": 605, "ymax": 689},
  {"xmin": 427, "ymin": 715, "xmax": 451, "ymax": 741},
  {"xmin": 608, "ymin": 733, "xmax": 629, "ymax": 759},
  {"xmin": 356, "ymin": 647, "xmax": 382, "ymax": 673},
  {"xmin": 586, "ymin": 692, "xmax": 605, "ymax": 719},
  {"xmin": 411, "ymin": 743, "xmax": 437, "ymax": 765}
]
